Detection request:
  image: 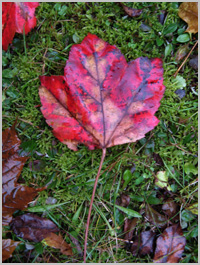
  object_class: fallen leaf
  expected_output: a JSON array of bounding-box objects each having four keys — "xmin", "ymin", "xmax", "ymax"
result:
[
  {"xmin": 130, "ymin": 235, "xmax": 140, "ymax": 256},
  {"xmin": 10, "ymin": 213, "xmax": 59, "ymax": 242},
  {"xmin": 175, "ymin": 89, "xmax": 186, "ymax": 99},
  {"xmin": 162, "ymin": 198, "xmax": 178, "ymax": 220},
  {"xmin": 2, "ymin": 2, "xmax": 39, "ymax": 51},
  {"xmin": 185, "ymin": 202, "xmax": 198, "ymax": 215},
  {"xmin": 154, "ymin": 171, "xmax": 172, "ymax": 191},
  {"xmin": 178, "ymin": 2, "xmax": 198, "ymax": 34},
  {"xmin": 153, "ymin": 224, "xmax": 186, "ymax": 263},
  {"xmin": 175, "ymin": 44, "xmax": 189, "ymax": 62},
  {"xmin": 43, "ymin": 232, "xmax": 73, "ymax": 256},
  {"xmin": 124, "ymin": 218, "xmax": 138, "ymax": 241},
  {"xmin": 130, "ymin": 230, "xmax": 156, "ymax": 256},
  {"xmin": 120, "ymin": 3, "xmax": 143, "ymax": 17},
  {"xmin": 153, "ymin": 153, "xmax": 164, "ymax": 167},
  {"xmin": 2, "ymin": 239, "xmax": 21, "ymax": 262},
  {"xmin": 2, "ymin": 124, "xmax": 45, "ymax": 226},
  {"xmin": 39, "ymin": 33, "xmax": 165, "ymax": 151},
  {"xmin": 69, "ymin": 234, "xmax": 83, "ymax": 256},
  {"xmin": 145, "ymin": 204, "xmax": 167, "ymax": 228},
  {"xmin": 139, "ymin": 230, "xmax": 156, "ymax": 255},
  {"xmin": 118, "ymin": 193, "xmax": 131, "ymax": 207},
  {"xmin": 189, "ymin": 56, "xmax": 198, "ymax": 70}
]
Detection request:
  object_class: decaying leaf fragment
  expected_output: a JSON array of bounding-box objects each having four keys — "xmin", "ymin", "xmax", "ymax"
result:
[
  {"xmin": 120, "ymin": 3, "xmax": 143, "ymax": 17},
  {"xmin": 2, "ymin": 124, "xmax": 44, "ymax": 226},
  {"xmin": 2, "ymin": 2, "xmax": 39, "ymax": 50},
  {"xmin": 39, "ymin": 33, "xmax": 165, "ymax": 152},
  {"xmin": 2, "ymin": 239, "xmax": 21, "ymax": 262},
  {"xmin": 178, "ymin": 2, "xmax": 198, "ymax": 34},
  {"xmin": 10, "ymin": 213, "xmax": 59, "ymax": 242},
  {"xmin": 43, "ymin": 232, "xmax": 73, "ymax": 256},
  {"xmin": 153, "ymin": 224, "xmax": 186, "ymax": 263}
]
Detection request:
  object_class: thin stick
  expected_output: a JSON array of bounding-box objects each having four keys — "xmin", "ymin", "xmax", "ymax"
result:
[
  {"xmin": 174, "ymin": 40, "xmax": 198, "ymax": 77},
  {"xmin": 83, "ymin": 148, "xmax": 107, "ymax": 263}
]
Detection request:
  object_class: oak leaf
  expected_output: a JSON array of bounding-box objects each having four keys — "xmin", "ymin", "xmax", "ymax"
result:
[
  {"xmin": 39, "ymin": 33, "xmax": 165, "ymax": 151},
  {"xmin": 2, "ymin": 124, "xmax": 44, "ymax": 226},
  {"xmin": 2, "ymin": 2, "xmax": 39, "ymax": 51},
  {"xmin": 153, "ymin": 224, "xmax": 186, "ymax": 263},
  {"xmin": 178, "ymin": 2, "xmax": 198, "ymax": 34}
]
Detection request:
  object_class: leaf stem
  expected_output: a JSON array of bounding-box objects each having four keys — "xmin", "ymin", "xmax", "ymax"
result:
[{"xmin": 83, "ymin": 148, "xmax": 107, "ymax": 263}]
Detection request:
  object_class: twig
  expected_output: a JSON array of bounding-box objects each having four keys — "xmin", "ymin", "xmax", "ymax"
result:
[
  {"xmin": 84, "ymin": 148, "xmax": 107, "ymax": 263},
  {"xmin": 173, "ymin": 40, "xmax": 198, "ymax": 77}
]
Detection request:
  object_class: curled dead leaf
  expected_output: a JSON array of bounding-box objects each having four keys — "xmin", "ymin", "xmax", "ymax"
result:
[{"xmin": 178, "ymin": 2, "xmax": 198, "ymax": 34}]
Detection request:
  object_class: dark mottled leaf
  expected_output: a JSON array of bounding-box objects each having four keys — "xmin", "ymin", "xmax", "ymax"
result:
[
  {"xmin": 145, "ymin": 204, "xmax": 167, "ymax": 228},
  {"xmin": 139, "ymin": 230, "xmax": 156, "ymax": 255},
  {"xmin": 10, "ymin": 213, "xmax": 59, "ymax": 242},
  {"xmin": 153, "ymin": 224, "xmax": 186, "ymax": 263},
  {"xmin": 124, "ymin": 218, "xmax": 138, "ymax": 241},
  {"xmin": 2, "ymin": 124, "xmax": 45, "ymax": 226},
  {"xmin": 189, "ymin": 56, "xmax": 198, "ymax": 70}
]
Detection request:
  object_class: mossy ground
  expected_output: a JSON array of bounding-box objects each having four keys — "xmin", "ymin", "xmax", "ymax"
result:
[{"xmin": 2, "ymin": 2, "xmax": 198, "ymax": 263}]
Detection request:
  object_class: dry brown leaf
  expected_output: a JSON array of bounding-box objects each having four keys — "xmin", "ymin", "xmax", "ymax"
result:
[
  {"xmin": 178, "ymin": 2, "xmax": 198, "ymax": 34},
  {"xmin": 44, "ymin": 232, "xmax": 73, "ymax": 256},
  {"xmin": 153, "ymin": 224, "xmax": 186, "ymax": 263},
  {"xmin": 2, "ymin": 239, "xmax": 21, "ymax": 262},
  {"xmin": 2, "ymin": 124, "xmax": 45, "ymax": 226}
]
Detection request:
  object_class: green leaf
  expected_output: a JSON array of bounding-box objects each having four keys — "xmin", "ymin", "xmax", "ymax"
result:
[
  {"xmin": 163, "ymin": 23, "xmax": 177, "ymax": 35},
  {"xmin": 181, "ymin": 209, "xmax": 196, "ymax": 222},
  {"xmin": 27, "ymin": 202, "xmax": 70, "ymax": 212},
  {"xmin": 155, "ymin": 171, "xmax": 172, "ymax": 191},
  {"xmin": 184, "ymin": 163, "xmax": 198, "ymax": 175},
  {"xmin": 146, "ymin": 195, "xmax": 162, "ymax": 205},
  {"xmin": 172, "ymin": 75, "xmax": 186, "ymax": 88},
  {"xmin": 165, "ymin": 43, "xmax": 172, "ymax": 58},
  {"xmin": 129, "ymin": 194, "xmax": 144, "ymax": 202},
  {"xmin": 176, "ymin": 33, "xmax": 190, "ymax": 43},
  {"xmin": 72, "ymin": 203, "xmax": 83, "ymax": 224},
  {"xmin": 72, "ymin": 33, "xmax": 80, "ymax": 44},
  {"xmin": 122, "ymin": 169, "xmax": 133, "ymax": 189},
  {"xmin": 156, "ymin": 37, "xmax": 164, "ymax": 47},
  {"xmin": 114, "ymin": 205, "xmax": 142, "ymax": 218}
]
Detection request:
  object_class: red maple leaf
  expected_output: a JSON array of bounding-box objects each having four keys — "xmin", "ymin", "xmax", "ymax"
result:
[
  {"xmin": 2, "ymin": 2, "xmax": 39, "ymax": 51},
  {"xmin": 39, "ymin": 33, "xmax": 165, "ymax": 261}
]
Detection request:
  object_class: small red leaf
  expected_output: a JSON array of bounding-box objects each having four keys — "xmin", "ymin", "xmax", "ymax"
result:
[
  {"xmin": 2, "ymin": 2, "xmax": 39, "ymax": 51},
  {"xmin": 39, "ymin": 34, "xmax": 165, "ymax": 151},
  {"xmin": 153, "ymin": 224, "xmax": 186, "ymax": 263}
]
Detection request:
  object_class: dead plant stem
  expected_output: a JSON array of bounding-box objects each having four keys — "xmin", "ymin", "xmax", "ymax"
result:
[{"xmin": 83, "ymin": 148, "xmax": 107, "ymax": 263}]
